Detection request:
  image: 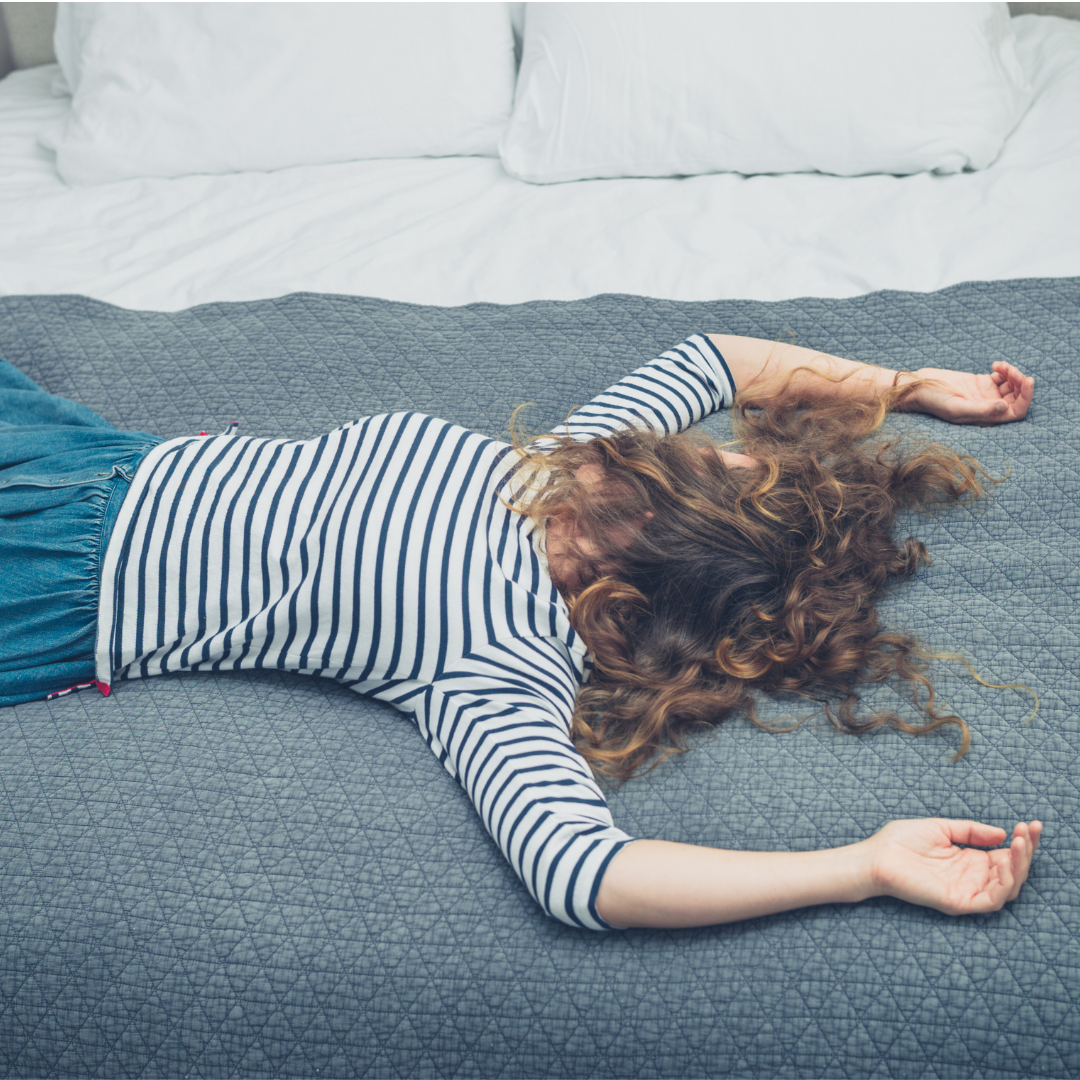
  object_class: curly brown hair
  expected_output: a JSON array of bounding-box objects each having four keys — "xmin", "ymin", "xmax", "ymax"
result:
[{"xmin": 510, "ymin": 376, "xmax": 1005, "ymax": 783}]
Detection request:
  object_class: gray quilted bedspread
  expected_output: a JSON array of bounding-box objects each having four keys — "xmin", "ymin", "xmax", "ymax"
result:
[{"xmin": 1, "ymin": 280, "xmax": 1078, "ymax": 1080}]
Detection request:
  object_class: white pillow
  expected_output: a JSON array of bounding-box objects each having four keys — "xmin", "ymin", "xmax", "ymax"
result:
[
  {"xmin": 500, "ymin": 2, "xmax": 1033, "ymax": 183},
  {"xmin": 43, "ymin": 2, "xmax": 517, "ymax": 185}
]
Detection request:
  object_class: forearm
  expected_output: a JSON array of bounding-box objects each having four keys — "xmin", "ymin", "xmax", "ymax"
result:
[
  {"xmin": 596, "ymin": 837, "xmax": 877, "ymax": 929},
  {"xmin": 708, "ymin": 334, "xmax": 911, "ymax": 406}
]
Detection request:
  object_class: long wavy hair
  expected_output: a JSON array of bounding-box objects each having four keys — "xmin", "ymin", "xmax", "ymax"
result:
[{"xmin": 510, "ymin": 373, "xmax": 1007, "ymax": 783}]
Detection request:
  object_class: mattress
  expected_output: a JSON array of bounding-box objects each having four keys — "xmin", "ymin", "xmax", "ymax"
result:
[
  {"xmin": 0, "ymin": 278, "xmax": 1077, "ymax": 1079},
  {"xmin": 0, "ymin": 15, "xmax": 1079, "ymax": 312}
]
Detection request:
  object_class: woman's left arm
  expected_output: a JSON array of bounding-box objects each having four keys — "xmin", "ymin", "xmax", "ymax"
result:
[{"xmin": 708, "ymin": 334, "xmax": 1034, "ymax": 425}]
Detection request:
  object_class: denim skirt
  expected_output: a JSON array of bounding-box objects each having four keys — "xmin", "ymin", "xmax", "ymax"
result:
[{"xmin": 0, "ymin": 359, "xmax": 161, "ymax": 706}]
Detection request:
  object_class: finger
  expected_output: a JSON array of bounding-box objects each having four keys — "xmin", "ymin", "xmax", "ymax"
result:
[
  {"xmin": 996, "ymin": 360, "xmax": 1025, "ymax": 385},
  {"xmin": 1013, "ymin": 375, "xmax": 1034, "ymax": 419},
  {"xmin": 944, "ymin": 819, "xmax": 1008, "ymax": 847},
  {"xmin": 1003, "ymin": 372, "xmax": 1023, "ymax": 406},
  {"xmin": 1007, "ymin": 835, "xmax": 1028, "ymax": 901},
  {"xmin": 970, "ymin": 399, "xmax": 1010, "ymax": 424},
  {"xmin": 1012, "ymin": 822, "xmax": 1038, "ymax": 866},
  {"xmin": 974, "ymin": 850, "xmax": 1014, "ymax": 912},
  {"xmin": 1003, "ymin": 364, "xmax": 1029, "ymax": 399},
  {"xmin": 989, "ymin": 363, "xmax": 1025, "ymax": 408},
  {"xmin": 1025, "ymin": 820, "xmax": 1043, "ymax": 857},
  {"xmin": 955, "ymin": 396, "xmax": 1008, "ymax": 423}
]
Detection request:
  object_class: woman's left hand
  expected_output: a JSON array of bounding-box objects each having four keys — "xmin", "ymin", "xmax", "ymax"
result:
[{"xmin": 905, "ymin": 363, "xmax": 1034, "ymax": 425}]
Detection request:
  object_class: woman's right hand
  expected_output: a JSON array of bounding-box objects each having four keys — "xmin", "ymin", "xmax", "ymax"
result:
[
  {"xmin": 867, "ymin": 818, "xmax": 1042, "ymax": 915},
  {"xmin": 904, "ymin": 363, "xmax": 1034, "ymax": 425}
]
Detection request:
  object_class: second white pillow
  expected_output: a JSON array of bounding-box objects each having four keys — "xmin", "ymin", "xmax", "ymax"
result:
[{"xmin": 500, "ymin": 2, "xmax": 1032, "ymax": 183}]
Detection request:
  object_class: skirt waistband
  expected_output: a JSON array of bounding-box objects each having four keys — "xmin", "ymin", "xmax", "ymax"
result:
[{"xmin": 0, "ymin": 359, "xmax": 162, "ymax": 707}]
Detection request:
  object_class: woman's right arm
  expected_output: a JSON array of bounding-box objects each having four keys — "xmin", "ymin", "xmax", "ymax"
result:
[
  {"xmin": 596, "ymin": 818, "xmax": 1041, "ymax": 929},
  {"xmin": 553, "ymin": 334, "xmax": 736, "ymax": 443},
  {"xmin": 708, "ymin": 334, "xmax": 1034, "ymax": 425}
]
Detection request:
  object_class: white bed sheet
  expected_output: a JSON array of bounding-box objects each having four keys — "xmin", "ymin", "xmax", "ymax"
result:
[{"xmin": 0, "ymin": 14, "xmax": 1078, "ymax": 313}]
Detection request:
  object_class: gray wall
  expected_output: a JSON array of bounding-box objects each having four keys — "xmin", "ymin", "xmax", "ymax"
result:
[
  {"xmin": 1, "ymin": 2, "xmax": 1079, "ymax": 82},
  {"xmin": 0, "ymin": 2, "xmax": 56, "ymax": 79},
  {"xmin": 1009, "ymin": 1, "xmax": 1080, "ymax": 14}
]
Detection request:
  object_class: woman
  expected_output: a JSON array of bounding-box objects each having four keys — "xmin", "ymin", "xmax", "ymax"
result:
[{"xmin": 0, "ymin": 333, "xmax": 1040, "ymax": 931}]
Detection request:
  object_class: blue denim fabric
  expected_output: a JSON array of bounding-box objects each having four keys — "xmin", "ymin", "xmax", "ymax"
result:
[{"xmin": 0, "ymin": 360, "xmax": 161, "ymax": 706}]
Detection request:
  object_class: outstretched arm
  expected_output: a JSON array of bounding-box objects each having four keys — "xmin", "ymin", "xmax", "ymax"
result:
[
  {"xmin": 708, "ymin": 334, "xmax": 1034, "ymax": 425},
  {"xmin": 596, "ymin": 818, "xmax": 1041, "ymax": 928}
]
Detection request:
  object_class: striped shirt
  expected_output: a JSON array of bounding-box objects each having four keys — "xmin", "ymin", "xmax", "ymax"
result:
[{"xmin": 95, "ymin": 334, "xmax": 736, "ymax": 929}]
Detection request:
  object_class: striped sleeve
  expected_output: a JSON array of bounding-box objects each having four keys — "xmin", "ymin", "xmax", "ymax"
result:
[
  {"xmin": 554, "ymin": 333, "xmax": 736, "ymax": 442},
  {"xmin": 410, "ymin": 646, "xmax": 634, "ymax": 931}
]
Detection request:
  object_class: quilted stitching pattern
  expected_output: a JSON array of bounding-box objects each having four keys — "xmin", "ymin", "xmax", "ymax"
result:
[{"xmin": 0, "ymin": 280, "xmax": 1077, "ymax": 1078}]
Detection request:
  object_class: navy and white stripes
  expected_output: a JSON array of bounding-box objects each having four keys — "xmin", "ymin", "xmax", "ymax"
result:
[
  {"xmin": 95, "ymin": 334, "xmax": 734, "ymax": 928},
  {"xmin": 554, "ymin": 333, "xmax": 735, "ymax": 441}
]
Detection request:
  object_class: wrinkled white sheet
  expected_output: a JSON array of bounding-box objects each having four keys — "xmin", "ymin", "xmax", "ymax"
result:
[{"xmin": 0, "ymin": 15, "xmax": 1078, "ymax": 312}]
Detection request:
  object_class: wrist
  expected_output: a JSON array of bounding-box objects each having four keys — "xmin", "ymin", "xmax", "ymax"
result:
[
  {"xmin": 880, "ymin": 368, "xmax": 918, "ymax": 410},
  {"xmin": 889, "ymin": 368, "xmax": 928, "ymax": 412},
  {"xmin": 845, "ymin": 838, "xmax": 886, "ymax": 902}
]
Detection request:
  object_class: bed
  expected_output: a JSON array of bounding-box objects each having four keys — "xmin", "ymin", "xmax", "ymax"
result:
[
  {"xmin": 0, "ymin": 5, "xmax": 1078, "ymax": 1079},
  {"xmin": 0, "ymin": 7, "xmax": 1078, "ymax": 310}
]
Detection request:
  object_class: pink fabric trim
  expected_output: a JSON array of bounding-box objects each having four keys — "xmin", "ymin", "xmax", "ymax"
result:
[
  {"xmin": 45, "ymin": 680, "xmax": 95, "ymax": 701},
  {"xmin": 44, "ymin": 680, "xmax": 111, "ymax": 701}
]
